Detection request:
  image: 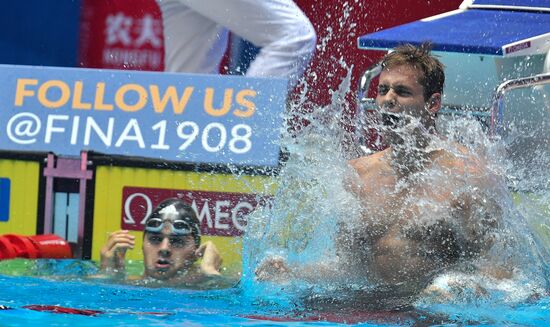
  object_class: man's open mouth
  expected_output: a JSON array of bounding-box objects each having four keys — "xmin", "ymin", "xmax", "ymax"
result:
[
  {"xmin": 380, "ymin": 112, "xmax": 404, "ymax": 129},
  {"xmin": 155, "ymin": 259, "xmax": 172, "ymax": 270}
]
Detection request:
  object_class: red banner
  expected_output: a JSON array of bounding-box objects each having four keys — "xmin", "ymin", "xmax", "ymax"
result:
[
  {"xmin": 79, "ymin": 0, "xmax": 164, "ymax": 71},
  {"xmin": 121, "ymin": 187, "xmax": 269, "ymax": 236}
]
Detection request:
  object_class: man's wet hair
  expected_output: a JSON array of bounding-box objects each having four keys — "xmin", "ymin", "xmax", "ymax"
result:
[
  {"xmin": 381, "ymin": 42, "xmax": 445, "ymax": 100},
  {"xmin": 144, "ymin": 198, "xmax": 201, "ymax": 247}
]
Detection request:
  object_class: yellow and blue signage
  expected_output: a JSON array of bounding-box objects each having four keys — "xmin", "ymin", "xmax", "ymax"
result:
[
  {"xmin": 0, "ymin": 65, "xmax": 287, "ymax": 167},
  {"xmin": 0, "ymin": 178, "xmax": 9, "ymax": 222}
]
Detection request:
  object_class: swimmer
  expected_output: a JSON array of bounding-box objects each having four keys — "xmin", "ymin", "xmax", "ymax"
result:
[
  {"xmin": 257, "ymin": 43, "xmax": 510, "ymax": 301},
  {"xmin": 100, "ymin": 198, "xmax": 223, "ymax": 286}
]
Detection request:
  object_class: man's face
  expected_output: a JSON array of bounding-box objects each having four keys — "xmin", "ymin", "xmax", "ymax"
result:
[
  {"xmin": 375, "ymin": 64, "xmax": 435, "ymax": 128},
  {"xmin": 142, "ymin": 221, "xmax": 197, "ymax": 280}
]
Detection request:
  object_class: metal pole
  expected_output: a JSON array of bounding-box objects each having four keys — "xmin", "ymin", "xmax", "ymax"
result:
[
  {"xmin": 490, "ymin": 73, "xmax": 550, "ymax": 135},
  {"xmin": 43, "ymin": 153, "xmax": 55, "ymax": 234}
]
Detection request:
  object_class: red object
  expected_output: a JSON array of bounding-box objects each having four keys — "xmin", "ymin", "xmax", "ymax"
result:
[
  {"xmin": 3, "ymin": 235, "xmax": 39, "ymax": 258},
  {"xmin": 23, "ymin": 305, "xmax": 102, "ymax": 316},
  {"xmin": 0, "ymin": 236, "xmax": 16, "ymax": 259},
  {"xmin": 28, "ymin": 234, "xmax": 73, "ymax": 259},
  {"xmin": 79, "ymin": 0, "xmax": 164, "ymax": 71},
  {"xmin": 23, "ymin": 304, "xmax": 172, "ymax": 316},
  {"xmin": 0, "ymin": 234, "xmax": 72, "ymax": 260}
]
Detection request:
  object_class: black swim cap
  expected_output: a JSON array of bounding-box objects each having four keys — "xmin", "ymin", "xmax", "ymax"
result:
[{"xmin": 144, "ymin": 198, "xmax": 201, "ymax": 247}]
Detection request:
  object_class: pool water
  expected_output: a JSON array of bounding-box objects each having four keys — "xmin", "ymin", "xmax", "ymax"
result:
[{"xmin": 0, "ymin": 259, "xmax": 548, "ymax": 326}]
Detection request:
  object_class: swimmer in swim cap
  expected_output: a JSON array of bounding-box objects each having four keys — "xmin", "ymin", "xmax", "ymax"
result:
[{"xmin": 100, "ymin": 198, "xmax": 222, "ymax": 283}]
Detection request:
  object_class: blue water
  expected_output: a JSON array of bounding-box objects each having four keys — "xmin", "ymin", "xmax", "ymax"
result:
[{"xmin": 0, "ymin": 260, "xmax": 549, "ymax": 326}]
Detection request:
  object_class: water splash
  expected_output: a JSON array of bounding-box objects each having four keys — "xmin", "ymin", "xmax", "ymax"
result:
[
  {"xmin": 432, "ymin": 115, "xmax": 549, "ymax": 300},
  {"xmin": 241, "ymin": 74, "xmax": 550, "ymax": 311},
  {"xmin": 240, "ymin": 62, "xmax": 363, "ymax": 306}
]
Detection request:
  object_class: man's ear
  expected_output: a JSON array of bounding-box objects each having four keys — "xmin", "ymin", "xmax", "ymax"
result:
[{"xmin": 426, "ymin": 93, "xmax": 442, "ymax": 114}]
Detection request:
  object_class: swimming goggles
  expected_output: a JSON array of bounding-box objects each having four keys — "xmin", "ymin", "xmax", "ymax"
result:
[{"xmin": 144, "ymin": 218, "xmax": 194, "ymax": 235}]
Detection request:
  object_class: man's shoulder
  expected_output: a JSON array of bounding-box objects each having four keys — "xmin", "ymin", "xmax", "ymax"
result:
[
  {"xmin": 349, "ymin": 149, "xmax": 389, "ymax": 173},
  {"xmin": 436, "ymin": 144, "xmax": 485, "ymax": 174}
]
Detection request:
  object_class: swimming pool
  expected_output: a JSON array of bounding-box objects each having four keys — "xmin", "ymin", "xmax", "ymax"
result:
[{"xmin": 0, "ymin": 259, "xmax": 548, "ymax": 326}]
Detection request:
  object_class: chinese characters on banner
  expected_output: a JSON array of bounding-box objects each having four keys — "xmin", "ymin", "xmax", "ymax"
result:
[{"xmin": 79, "ymin": 0, "xmax": 164, "ymax": 71}]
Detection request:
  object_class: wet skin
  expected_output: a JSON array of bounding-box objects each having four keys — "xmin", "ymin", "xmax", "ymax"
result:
[
  {"xmin": 142, "ymin": 224, "xmax": 197, "ymax": 280},
  {"xmin": 375, "ymin": 64, "xmax": 441, "ymax": 150},
  {"xmin": 346, "ymin": 146, "xmax": 495, "ymax": 291},
  {"xmin": 100, "ymin": 227, "xmax": 222, "ymax": 284},
  {"xmin": 376, "ymin": 64, "xmax": 436, "ymax": 119},
  {"xmin": 344, "ymin": 64, "xmax": 500, "ymax": 294}
]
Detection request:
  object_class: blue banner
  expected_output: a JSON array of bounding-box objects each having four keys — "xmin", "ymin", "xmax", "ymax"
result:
[
  {"xmin": 0, "ymin": 178, "xmax": 9, "ymax": 222},
  {"xmin": 0, "ymin": 65, "xmax": 287, "ymax": 167},
  {"xmin": 471, "ymin": 0, "xmax": 549, "ymax": 8}
]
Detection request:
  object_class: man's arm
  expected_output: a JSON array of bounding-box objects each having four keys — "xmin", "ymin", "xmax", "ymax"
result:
[
  {"xmin": 195, "ymin": 241, "xmax": 222, "ymax": 276},
  {"xmin": 99, "ymin": 230, "xmax": 135, "ymax": 275},
  {"xmin": 255, "ymin": 255, "xmax": 342, "ymax": 284}
]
